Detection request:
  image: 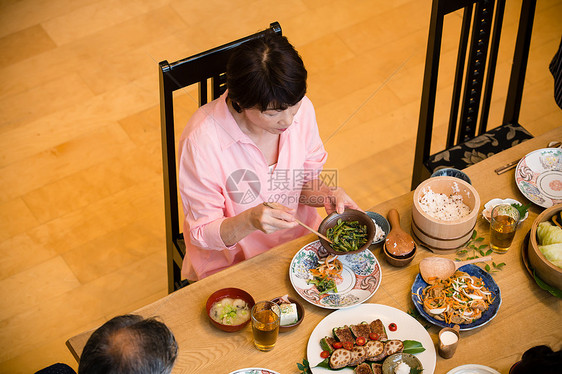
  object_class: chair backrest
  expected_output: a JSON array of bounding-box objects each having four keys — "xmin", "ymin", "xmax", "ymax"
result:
[
  {"xmin": 411, "ymin": 0, "xmax": 536, "ymax": 188},
  {"xmin": 159, "ymin": 22, "xmax": 282, "ymax": 293}
]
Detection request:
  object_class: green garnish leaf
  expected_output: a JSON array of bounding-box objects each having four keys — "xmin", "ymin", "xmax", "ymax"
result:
[
  {"xmin": 511, "ymin": 203, "xmax": 530, "ymax": 218},
  {"xmin": 533, "ymin": 270, "xmax": 562, "ymax": 298},
  {"xmin": 313, "ymin": 358, "xmax": 333, "ymax": 370},
  {"xmin": 403, "ymin": 340, "xmax": 426, "ymax": 354},
  {"xmin": 297, "ymin": 359, "xmax": 312, "ymax": 373}
]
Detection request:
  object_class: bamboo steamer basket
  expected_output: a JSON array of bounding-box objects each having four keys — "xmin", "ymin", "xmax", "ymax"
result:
[
  {"xmin": 412, "ymin": 176, "xmax": 480, "ymax": 251},
  {"xmin": 528, "ymin": 204, "xmax": 562, "ymax": 290}
]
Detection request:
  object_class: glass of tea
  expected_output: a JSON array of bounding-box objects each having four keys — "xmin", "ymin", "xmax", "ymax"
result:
[
  {"xmin": 490, "ymin": 203, "xmax": 520, "ymax": 253},
  {"xmin": 251, "ymin": 301, "xmax": 280, "ymax": 351}
]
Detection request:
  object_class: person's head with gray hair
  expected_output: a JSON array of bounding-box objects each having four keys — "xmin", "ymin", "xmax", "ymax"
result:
[{"xmin": 78, "ymin": 315, "xmax": 178, "ymax": 374}]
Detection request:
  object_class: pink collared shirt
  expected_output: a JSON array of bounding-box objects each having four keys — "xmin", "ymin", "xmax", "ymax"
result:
[{"xmin": 178, "ymin": 92, "xmax": 327, "ymax": 281}]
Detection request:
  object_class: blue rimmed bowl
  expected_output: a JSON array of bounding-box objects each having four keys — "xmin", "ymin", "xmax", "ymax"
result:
[
  {"xmin": 431, "ymin": 168, "xmax": 471, "ymax": 184},
  {"xmin": 365, "ymin": 211, "xmax": 390, "ymax": 245}
]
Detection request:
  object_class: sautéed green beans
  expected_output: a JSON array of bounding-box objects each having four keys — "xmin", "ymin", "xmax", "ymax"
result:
[{"xmin": 326, "ymin": 219, "xmax": 369, "ymax": 252}]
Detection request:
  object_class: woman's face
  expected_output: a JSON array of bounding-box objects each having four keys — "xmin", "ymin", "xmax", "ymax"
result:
[{"xmin": 241, "ymin": 100, "xmax": 302, "ymax": 135}]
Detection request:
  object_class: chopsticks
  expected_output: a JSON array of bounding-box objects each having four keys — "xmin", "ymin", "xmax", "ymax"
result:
[
  {"xmin": 494, "ymin": 141, "xmax": 561, "ymax": 175},
  {"xmin": 262, "ymin": 202, "xmax": 333, "ymax": 243},
  {"xmin": 494, "ymin": 160, "xmax": 519, "ymax": 175}
]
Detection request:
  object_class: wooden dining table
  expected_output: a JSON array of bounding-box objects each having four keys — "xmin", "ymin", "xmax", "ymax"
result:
[{"xmin": 67, "ymin": 126, "xmax": 562, "ymax": 373}]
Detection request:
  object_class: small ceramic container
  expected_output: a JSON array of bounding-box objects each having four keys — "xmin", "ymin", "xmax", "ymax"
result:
[
  {"xmin": 366, "ymin": 211, "xmax": 390, "ymax": 245},
  {"xmin": 482, "ymin": 198, "xmax": 529, "ymax": 223},
  {"xmin": 270, "ymin": 296, "xmax": 305, "ymax": 332},
  {"xmin": 438, "ymin": 324, "xmax": 460, "ymax": 359},
  {"xmin": 431, "ymin": 167, "xmax": 472, "ymax": 184},
  {"xmin": 383, "ymin": 243, "xmax": 416, "ymax": 267}
]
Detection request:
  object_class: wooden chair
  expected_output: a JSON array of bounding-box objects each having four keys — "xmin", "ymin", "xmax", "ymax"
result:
[
  {"xmin": 411, "ymin": 0, "xmax": 536, "ymax": 189},
  {"xmin": 159, "ymin": 22, "xmax": 282, "ymax": 293}
]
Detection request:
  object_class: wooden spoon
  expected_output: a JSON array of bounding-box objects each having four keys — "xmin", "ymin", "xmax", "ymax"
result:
[
  {"xmin": 419, "ymin": 255, "xmax": 493, "ymax": 283},
  {"xmin": 384, "ymin": 209, "xmax": 415, "ymax": 256}
]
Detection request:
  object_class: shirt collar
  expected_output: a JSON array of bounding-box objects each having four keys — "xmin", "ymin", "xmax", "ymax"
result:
[
  {"xmin": 212, "ymin": 91, "xmax": 300, "ymax": 150},
  {"xmin": 213, "ymin": 91, "xmax": 252, "ymax": 150}
]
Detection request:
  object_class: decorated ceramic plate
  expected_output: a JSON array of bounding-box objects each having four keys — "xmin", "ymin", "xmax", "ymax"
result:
[
  {"xmin": 289, "ymin": 240, "xmax": 381, "ymax": 309},
  {"xmin": 306, "ymin": 304, "xmax": 436, "ymax": 373},
  {"xmin": 446, "ymin": 364, "xmax": 500, "ymax": 374},
  {"xmin": 411, "ymin": 264, "xmax": 501, "ymax": 331},
  {"xmin": 228, "ymin": 369, "xmax": 280, "ymax": 374},
  {"xmin": 515, "ymin": 148, "xmax": 562, "ymax": 208}
]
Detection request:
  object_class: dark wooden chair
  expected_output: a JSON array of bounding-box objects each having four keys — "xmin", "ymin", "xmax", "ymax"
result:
[
  {"xmin": 159, "ymin": 22, "xmax": 283, "ymax": 293},
  {"xmin": 411, "ymin": 0, "xmax": 537, "ymax": 189}
]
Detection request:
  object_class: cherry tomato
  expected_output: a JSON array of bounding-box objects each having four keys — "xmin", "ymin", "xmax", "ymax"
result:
[
  {"xmin": 343, "ymin": 341, "xmax": 354, "ymax": 350},
  {"xmin": 320, "ymin": 350, "xmax": 330, "ymax": 359},
  {"xmin": 332, "ymin": 342, "xmax": 343, "ymax": 349},
  {"xmin": 389, "ymin": 322, "xmax": 397, "ymax": 331},
  {"xmin": 356, "ymin": 336, "xmax": 366, "ymax": 346},
  {"xmin": 369, "ymin": 332, "xmax": 380, "ymax": 341}
]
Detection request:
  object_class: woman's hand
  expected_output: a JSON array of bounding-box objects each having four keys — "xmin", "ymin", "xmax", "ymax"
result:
[
  {"xmin": 220, "ymin": 202, "xmax": 297, "ymax": 246},
  {"xmin": 323, "ymin": 187, "xmax": 361, "ymax": 215},
  {"xmin": 251, "ymin": 202, "xmax": 298, "ymax": 234}
]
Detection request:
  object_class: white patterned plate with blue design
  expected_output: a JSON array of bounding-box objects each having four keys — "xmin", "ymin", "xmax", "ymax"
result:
[
  {"xmin": 228, "ymin": 369, "xmax": 280, "ymax": 374},
  {"xmin": 515, "ymin": 148, "xmax": 562, "ymax": 208},
  {"xmin": 289, "ymin": 240, "xmax": 382, "ymax": 309}
]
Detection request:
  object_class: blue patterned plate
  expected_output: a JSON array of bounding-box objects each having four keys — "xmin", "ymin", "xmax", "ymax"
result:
[
  {"xmin": 289, "ymin": 240, "xmax": 382, "ymax": 309},
  {"xmin": 411, "ymin": 264, "xmax": 501, "ymax": 330},
  {"xmin": 228, "ymin": 369, "xmax": 280, "ymax": 374}
]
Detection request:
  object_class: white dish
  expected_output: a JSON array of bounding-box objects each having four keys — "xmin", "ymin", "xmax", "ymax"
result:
[
  {"xmin": 228, "ymin": 369, "xmax": 280, "ymax": 374},
  {"xmin": 481, "ymin": 198, "xmax": 529, "ymax": 223},
  {"xmin": 515, "ymin": 148, "xmax": 562, "ymax": 208},
  {"xmin": 306, "ymin": 303, "xmax": 436, "ymax": 374},
  {"xmin": 446, "ymin": 364, "xmax": 501, "ymax": 374},
  {"xmin": 289, "ymin": 240, "xmax": 381, "ymax": 309}
]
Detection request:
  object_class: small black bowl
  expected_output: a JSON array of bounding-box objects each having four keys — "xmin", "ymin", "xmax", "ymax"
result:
[{"xmin": 431, "ymin": 167, "xmax": 471, "ymax": 184}]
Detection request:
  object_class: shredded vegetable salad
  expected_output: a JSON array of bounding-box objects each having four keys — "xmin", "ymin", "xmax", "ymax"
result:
[
  {"xmin": 414, "ymin": 271, "xmax": 494, "ymax": 324},
  {"xmin": 307, "ymin": 255, "xmax": 343, "ymax": 294}
]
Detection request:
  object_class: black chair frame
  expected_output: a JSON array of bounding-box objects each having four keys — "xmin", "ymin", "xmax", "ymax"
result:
[
  {"xmin": 411, "ymin": 0, "xmax": 536, "ymax": 189},
  {"xmin": 159, "ymin": 22, "xmax": 282, "ymax": 293}
]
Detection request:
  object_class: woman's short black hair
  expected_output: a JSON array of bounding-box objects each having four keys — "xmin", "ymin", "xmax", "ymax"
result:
[{"xmin": 227, "ymin": 32, "xmax": 307, "ymax": 112}]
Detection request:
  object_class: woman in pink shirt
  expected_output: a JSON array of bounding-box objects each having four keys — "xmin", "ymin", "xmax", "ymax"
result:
[{"xmin": 178, "ymin": 33, "xmax": 359, "ymax": 281}]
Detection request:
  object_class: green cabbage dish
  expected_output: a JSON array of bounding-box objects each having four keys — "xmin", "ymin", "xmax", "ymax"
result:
[{"xmin": 537, "ymin": 222, "xmax": 562, "ymax": 269}]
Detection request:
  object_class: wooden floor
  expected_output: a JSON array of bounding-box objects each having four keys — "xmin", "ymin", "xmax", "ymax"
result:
[{"xmin": 0, "ymin": 0, "xmax": 560, "ymax": 372}]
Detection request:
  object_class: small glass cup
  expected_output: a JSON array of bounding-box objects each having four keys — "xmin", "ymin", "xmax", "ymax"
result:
[
  {"xmin": 251, "ymin": 301, "xmax": 280, "ymax": 352},
  {"xmin": 438, "ymin": 324, "xmax": 460, "ymax": 359},
  {"xmin": 490, "ymin": 203, "xmax": 520, "ymax": 253}
]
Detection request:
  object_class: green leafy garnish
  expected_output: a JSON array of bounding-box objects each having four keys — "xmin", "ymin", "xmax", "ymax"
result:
[
  {"xmin": 297, "ymin": 358, "xmax": 312, "ymax": 373},
  {"xmin": 533, "ymin": 270, "xmax": 562, "ymax": 298},
  {"xmin": 511, "ymin": 202, "xmax": 530, "ymax": 219},
  {"xmin": 403, "ymin": 340, "xmax": 426, "ymax": 354},
  {"xmin": 457, "ymin": 230, "xmax": 505, "ymax": 273},
  {"xmin": 308, "ymin": 277, "xmax": 338, "ymax": 294}
]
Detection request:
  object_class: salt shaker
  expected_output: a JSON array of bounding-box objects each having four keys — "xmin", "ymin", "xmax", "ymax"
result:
[{"xmin": 438, "ymin": 324, "xmax": 460, "ymax": 359}]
